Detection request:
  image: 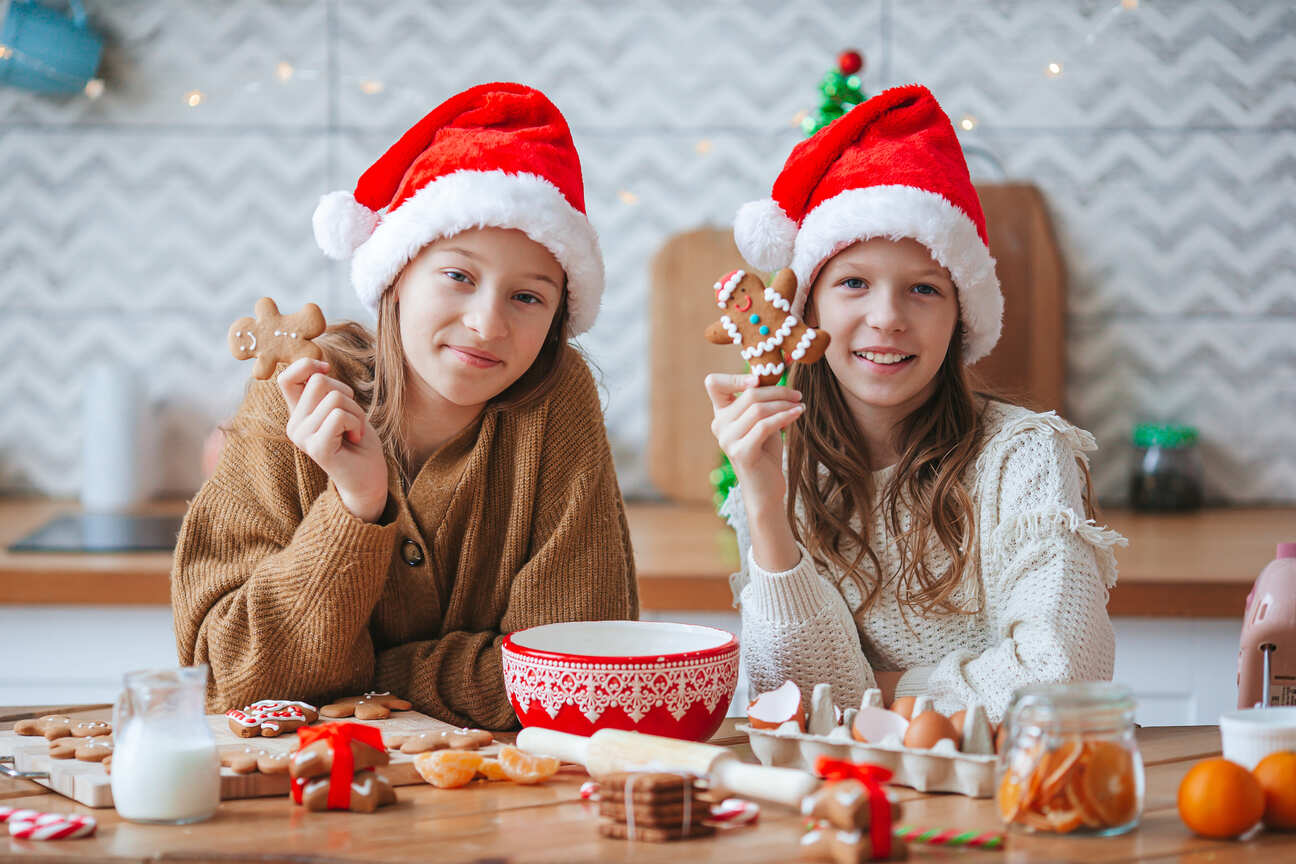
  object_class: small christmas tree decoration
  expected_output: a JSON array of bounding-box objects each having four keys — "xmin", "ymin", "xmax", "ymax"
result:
[{"xmin": 802, "ymin": 49, "xmax": 868, "ymax": 136}]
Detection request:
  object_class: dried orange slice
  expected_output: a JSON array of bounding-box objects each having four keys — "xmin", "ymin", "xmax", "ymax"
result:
[
  {"xmin": 1037, "ymin": 739, "xmax": 1084, "ymax": 802},
  {"xmin": 497, "ymin": 745, "xmax": 559, "ymax": 784},
  {"xmin": 414, "ymin": 749, "xmax": 484, "ymax": 789},
  {"xmin": 1066, "ymin": 771, "xmax": 1105, "ymax": 828},
  {"xmin": 1044, "ymin": 805, "xmax": 1084, "ymax": 833},
  {"xmin": 1081, "ymin": 741, "xmax": 1138, "ymax": 826},
  {"xmin": 477, "ymin": 758, "xmax": 508, "ymax": 781}
]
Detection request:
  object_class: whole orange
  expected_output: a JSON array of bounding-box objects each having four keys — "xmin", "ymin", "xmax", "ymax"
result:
[
  {"xmin": 1253, "ymin": 751, "xmax": 1296, "ymax": 830},
  {"xmin": 1177, "ymin": 757, "xmax": 1265, "ymax": 839}
]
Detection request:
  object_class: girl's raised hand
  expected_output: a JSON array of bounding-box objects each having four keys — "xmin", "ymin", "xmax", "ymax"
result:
[
  {"xmin": 704, "ymin": 372, "xmax": 803, "ymax": 516},
  {"xmin": 277, "ymin": 358, "xmax": 387, "ymax": 523}
]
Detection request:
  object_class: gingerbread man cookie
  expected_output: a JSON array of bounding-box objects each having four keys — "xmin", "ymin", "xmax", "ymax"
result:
[
  {"xmin": 228, "ymin": 296, "xmax": 326, "ymax": 379},
  {"xmin": 14, "ymin": 715, "xmax": 73, "ymax": 740},
  {"xmin": 705, "ymin": 268, "xmax": 830, "ymax": 386},
  {"xmin": 290, "ymin": 736, "xmax": 389, "ymax": 781},
  {"xmin": 320, "ymin": 692, "xmax": 412, "ymax": 721},
  {"xmin": 299, "ymin": 770, "xmax": 396, "ymax": 813},
  {"xmin": 386, "ymin": 727, "xmax": 494, "ymax": 755},
  {"xmin": 226, "ymin": 700, "xmax": 319, "ymax": 738},
  {"xmin": 49, "ymin": 736, "xmax": 113, "ymax": 762},
  {"xmin": 220, "ymin": 746, "xmax": 291, "ymax": 775}
]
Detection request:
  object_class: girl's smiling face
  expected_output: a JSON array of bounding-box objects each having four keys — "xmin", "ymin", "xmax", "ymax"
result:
[
  {"xmin": 394, "ymin": 226, "xmax": 564, "ymax": 410},
  {"xmin": 810, "ymin": 236, "xmax": 960, "ymax": 418}
]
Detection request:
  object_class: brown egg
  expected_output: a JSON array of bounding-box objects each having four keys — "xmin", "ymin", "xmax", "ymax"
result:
[
  {"xmin": 950, "ymin": 709, "xmax": 967, "ymax": 742},
  {"xmin": 902, "ymin": 710, "xmax": 959, "ymax": 750},
  {"xmin": 889, "ymin": 695, "xmax": 916, "ymax": 720}
]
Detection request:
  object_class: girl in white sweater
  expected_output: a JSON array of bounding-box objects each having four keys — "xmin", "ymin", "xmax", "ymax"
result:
[{"xmin": 708, "ymin": 85, "xmax": 1125, "ymax": 723}]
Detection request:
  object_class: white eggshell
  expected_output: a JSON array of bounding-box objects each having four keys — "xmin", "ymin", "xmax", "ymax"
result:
[{"xmin": 852, "ymin": 706, "xmax": 910, "ymax": 743}]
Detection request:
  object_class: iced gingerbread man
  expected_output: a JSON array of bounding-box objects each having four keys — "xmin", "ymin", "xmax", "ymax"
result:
[{"xmin": 705, "ymin": 268, "xmax": 830, "ymax": 386}]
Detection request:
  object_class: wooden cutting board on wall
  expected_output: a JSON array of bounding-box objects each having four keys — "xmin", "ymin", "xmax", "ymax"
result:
[{"xmin": 648, "ymin": 182, "xmax": 1066, "ymax": 504}]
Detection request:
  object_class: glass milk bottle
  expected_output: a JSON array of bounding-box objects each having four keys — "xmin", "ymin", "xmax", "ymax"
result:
[{"xmin": 111, "ymin": 665, "xmax": 220, "ymax": 824}]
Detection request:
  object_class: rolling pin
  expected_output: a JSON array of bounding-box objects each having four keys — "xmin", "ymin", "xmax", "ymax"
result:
[{"xmin": 515, "ymin": 726, "xmax": 820, "ymax": 807}]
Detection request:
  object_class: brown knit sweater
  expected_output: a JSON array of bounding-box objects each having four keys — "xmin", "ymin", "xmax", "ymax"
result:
[{"xmin": 172, "ymin": 349, "xmax": 638, "ymax": 730}]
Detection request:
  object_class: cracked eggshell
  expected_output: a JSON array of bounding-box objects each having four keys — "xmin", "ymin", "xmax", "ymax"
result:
[
  {"xmin": 747, "ymin": 680, "xmax": 805, "ymax": 731},
  {"xmin": 852, "ymin": 706, "xmax": 910, "ymax": 744}
]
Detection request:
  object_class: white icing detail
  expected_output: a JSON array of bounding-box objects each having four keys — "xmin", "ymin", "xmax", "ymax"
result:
[
  {"xmin": 789, "ymin": 328, "xmax": 817, "ymax": 361},
  {"xmin": 764, "ymin": 286, "xmax": 793, "ymax": 313},
  {"xmin": 720, "ymin": 315, "xmax": 742, "ymax": 345},
  {"xmin": 290, "ymin": 332, "xmax": 297, "ymax": 338},
  {"xmin": 750, "ymin": 362, "xmax": 786, "ymax": 377},
  {"xmin": 246, "ymin": 332, "xmax": 255, "ymax": 351},
  {"xmin": 715, "ymin": 270, "xmax": 746, "ymax": 306},
  {"xmin": 740, "ymin": 314, "xmax": 797, "ymax": 359}
]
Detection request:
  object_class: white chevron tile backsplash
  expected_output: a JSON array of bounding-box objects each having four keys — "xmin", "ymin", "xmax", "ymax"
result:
[{"xmin": 0, "ymin": 0, "xmax": 1292, "ymax": 503}]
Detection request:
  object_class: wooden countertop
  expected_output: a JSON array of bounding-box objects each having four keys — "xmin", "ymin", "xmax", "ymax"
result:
[
  {"xmin": 1, "ymin": 705, "xmax": 1291, "ymax": 862},
  {"xmin": 2, "ymin": 497, "xmax": 1292, "ymax": 617}
]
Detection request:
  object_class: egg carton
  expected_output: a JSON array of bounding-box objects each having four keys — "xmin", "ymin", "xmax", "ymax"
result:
[{"xmin": 739, "ymin": 684, "xmax": 998, "ymax": 798}]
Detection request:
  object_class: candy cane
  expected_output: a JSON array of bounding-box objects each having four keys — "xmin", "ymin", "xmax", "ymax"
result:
[
  {"xmin": 892, "ymin": 824, "xmax": 1004, "ymax": 850},
  {"xmin": 709, "ymin": 798, "xmax": 760, "ymax": 827},
  {"xmin": 8, "ymin": 812, "xmax": 97, "ymax": 840},
  {"xmin": 0, "ymin": 807, "xmax": 40, "ymax": 823}
]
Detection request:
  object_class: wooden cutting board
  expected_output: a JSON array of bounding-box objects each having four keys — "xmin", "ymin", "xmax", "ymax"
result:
[{"xmin": 0, "ymin": 709, "xmax": 500, "ymax": 809}]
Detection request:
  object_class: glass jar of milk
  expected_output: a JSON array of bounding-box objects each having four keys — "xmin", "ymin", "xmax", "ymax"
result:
[{"xmin": 111, "ymin": 665, "xmax": 220, "ymax": 824}]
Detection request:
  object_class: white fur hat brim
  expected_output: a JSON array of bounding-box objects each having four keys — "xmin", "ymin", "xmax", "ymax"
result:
[
  {"xmin": 345, "ymin": 169, "xmax": 604, "ymax": 336},
  {"xmin": 789, "ymin": 185, "xmax": 1002, "ymax": 364}
]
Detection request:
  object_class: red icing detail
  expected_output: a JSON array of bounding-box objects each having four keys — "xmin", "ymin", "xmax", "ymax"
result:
[{"xmin": 735, "ymin": 295, "xmax": 752, "ymax": 313}]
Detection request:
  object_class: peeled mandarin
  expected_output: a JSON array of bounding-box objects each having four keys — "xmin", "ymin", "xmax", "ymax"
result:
[
  {"xmin": 477, "ymin": 758, "xmax": 509, "ymax": 781},
  {"xmin": 414, "ymin": 749, "xmax": 485, "ymax": 789},
  {"xmin": 498, "ymin": 745, "xmax": 560, "ymax": 784}
]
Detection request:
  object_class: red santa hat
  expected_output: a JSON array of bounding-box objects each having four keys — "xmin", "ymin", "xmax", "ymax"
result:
[
  {"xmin": 733, "ymin": 84, "xmax": 1002, "ymax": 363},
  {"xmin": 312, "ymin": 82, "xmax": 603, "ymax": 335}
]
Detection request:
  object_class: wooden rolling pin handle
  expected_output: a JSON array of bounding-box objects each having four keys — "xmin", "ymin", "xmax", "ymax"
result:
[
  {"xmin": 515, "ymin": 727, "xmax": 590, "ymax": 766},
  {"xmin": 711, "ymin": 755, "xmax": 821, "ymax": 807}
]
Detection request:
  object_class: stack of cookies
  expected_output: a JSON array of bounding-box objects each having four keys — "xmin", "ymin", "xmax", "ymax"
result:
[{"xmin": 597, "ymin": 771, "xmax": 714, "ymax": 843}]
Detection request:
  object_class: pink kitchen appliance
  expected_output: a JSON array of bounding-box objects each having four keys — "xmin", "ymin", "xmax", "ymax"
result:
[{"xmin": 1237, "ymin": 543, "xmax": 1296, "ymax": 709}]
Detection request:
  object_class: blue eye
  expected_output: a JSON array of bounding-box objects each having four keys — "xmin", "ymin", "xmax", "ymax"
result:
[
  {"xmin": 913, "ymin": 283, "xmax": 938, "ymax": 296},
  {"xmin": 514, "ymin": 292, "xmax": 543, "ymax": 305},
  {"xmin": 841, "ymin": 277, "xmax": 867, "ymax": 291},
  {"xmin": 443, "ymin": 269, "xmax": 471, "ymax": 284}
]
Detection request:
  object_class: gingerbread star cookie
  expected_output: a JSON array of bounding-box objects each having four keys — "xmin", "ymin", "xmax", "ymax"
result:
[
  {"xmin": 228, "ymin": 296, "xmax": 326, "ymax": 379},
  {"xmin": 705, "ymin": 268, "xmax": 830, "ymax": 386},
  {"xmin": 320, "ymin": 692, "xmax": 412, "ymax": 721}
]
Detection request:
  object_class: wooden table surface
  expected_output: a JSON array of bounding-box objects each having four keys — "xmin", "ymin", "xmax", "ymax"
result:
[
  {"xmin": 2, "ymin": 706, "xmax": 1293, "ymax": 862},
  {"xmin": 3, "ymin": 497, "xmax": 1293, "ymax": 616}
]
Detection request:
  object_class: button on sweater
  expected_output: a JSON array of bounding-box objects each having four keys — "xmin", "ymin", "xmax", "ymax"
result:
[{"xmin": 172, "ymin": 349, "xmax": 638, "ymax": 730}]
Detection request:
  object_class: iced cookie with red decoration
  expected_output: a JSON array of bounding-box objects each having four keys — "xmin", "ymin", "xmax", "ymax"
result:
[
  {"xmin": 226, "ymin": 700, "xmax": 318, "ymax": 738},
  {"xmin": 705, "ymin": 268, "xmax": 830, "ymax": 386}
]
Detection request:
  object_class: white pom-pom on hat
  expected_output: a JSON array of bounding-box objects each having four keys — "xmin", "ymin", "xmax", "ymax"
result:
[
  {"xmin": 312, "ymin": 190, "xmax": 379, "ymax": 261},
  {"xmin": 733, "ymin": 197, "xmax": 797, "ymax": 272}
]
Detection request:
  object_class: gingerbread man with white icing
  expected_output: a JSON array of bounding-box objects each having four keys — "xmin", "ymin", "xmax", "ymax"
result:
[
  {"xmin": 705, "ymin": 268, "xmax": 830, "ymax": 386},
  {"xmin": 228, "ymin": 296, "xmax": 326, "ymax": 380}
]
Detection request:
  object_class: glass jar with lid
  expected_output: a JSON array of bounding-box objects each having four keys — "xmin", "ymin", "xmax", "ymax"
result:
[
  {"xmin": 996, "ymin": 682, "xmax": 1144, "ymax": 837},
  {"xmin": 1130, "ymin": 423, "xmax": 1203, "ymax": 511}
]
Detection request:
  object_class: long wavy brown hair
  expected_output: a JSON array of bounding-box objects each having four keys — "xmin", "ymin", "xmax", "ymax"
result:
[
  {"xmin": 232, "ymin": 284, "xmax": 570, "ymax": 485},
  {"xmin": 787, "ymin": 312, "xmax": 1099, "ymax": 623}
]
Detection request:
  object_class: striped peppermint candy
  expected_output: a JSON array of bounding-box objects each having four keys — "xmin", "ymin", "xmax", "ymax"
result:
[
  {"xmin": 7, "ymin": 811, "xmax": 97, "ymax": 840},
  {"xmin": 709, "ymin": 797, "xmax": 760, "ymax": 826}
]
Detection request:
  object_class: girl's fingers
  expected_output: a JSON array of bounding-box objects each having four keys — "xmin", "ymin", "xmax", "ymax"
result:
[
  {"xmin": 717, "ymin": 399, "xmax": 803, "ymax": 446},
  {"xmin": 295, "ymin": 388, "xmax": 366, "ymax": 445},
  {"xmin": 277, "ymin": 358, "xmax": 330, "ymax": 412},
  {"xmin": 307, "ymin": 408, "xmax": 363, "ymax": 462},
  {"xmin": 704, "ymin": 373, "xmax": 757, "ymax": 411},
  {"xmin": 286, "ymin": 371, "xmax": 356, "ymax": 436},
  {"xmin": 738, "ymin": 406, "xmax": 805, "ymax": 451}
]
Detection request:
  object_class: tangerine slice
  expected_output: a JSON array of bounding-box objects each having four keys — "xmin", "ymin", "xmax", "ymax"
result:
[
  {"xmin": 414, "ymin": 749, "xmax": 485, "ymax": 789},
  {"xmin": 498, "ymin": 745, "xmax": 560, "ymax": 784},
  {"xmin": 1038, "ymin": 739, "xmax": 1084, "ymax": 802},
  {"xmin": 1065, "ymin": 769, "xmax": 1105, "ymax": 828},
  {"xmin": 1081, "ymin": 741, "xmax": 1138, "ymax": 826},
  {"xmin": 1044, "ymin": 805, "xmax": 1084, "ymax": 833},
  {"xmin": 477, "ymin": 758, "xmax": 508, "ymax": 781}
]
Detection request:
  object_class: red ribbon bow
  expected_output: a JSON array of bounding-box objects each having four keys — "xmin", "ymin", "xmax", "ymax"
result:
[
  {"xmin": 291, "ymin": 722, "xmax": 386, "ymax": 810},
  {"xmin": 814, "ymin": 757, "xmax": 894, "ymax": 860}
]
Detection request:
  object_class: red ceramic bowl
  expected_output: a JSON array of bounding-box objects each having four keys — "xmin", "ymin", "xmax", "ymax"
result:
[{"xmin": 501, "ymin": 620, "xmax": 739, "ymax": 741}]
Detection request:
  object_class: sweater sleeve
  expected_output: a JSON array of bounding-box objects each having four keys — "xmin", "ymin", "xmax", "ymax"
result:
[
  {"xmin": 720, "ymin": 484, "xmax": 875, "ymax": 710},
  {"xmin": 171, "ymin": 379, "xmax": 398, "ymax": 712},
  {"xmin": 372, "ymin": 360, "xmax": 639, "ymax": 731},
  {"xmin": 921, "ymin": 413, "xmax": 1127, "ymax": 722}
]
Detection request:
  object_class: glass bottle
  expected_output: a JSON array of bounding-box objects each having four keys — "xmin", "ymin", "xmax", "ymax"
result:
[{"xmin": 1130, "ymin": 423, "xmax": 1203, "ymax": 511}]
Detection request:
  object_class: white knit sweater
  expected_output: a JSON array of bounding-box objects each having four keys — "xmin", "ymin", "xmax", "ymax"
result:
[{"xmin": 721, "ymin": 400, "xmax": 1126, "ymax": 724}]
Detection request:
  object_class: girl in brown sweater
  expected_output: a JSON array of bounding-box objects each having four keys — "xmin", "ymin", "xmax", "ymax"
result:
[{"xmin": 172, "ymin": 83, "xmax": 638, "ymax": 730}]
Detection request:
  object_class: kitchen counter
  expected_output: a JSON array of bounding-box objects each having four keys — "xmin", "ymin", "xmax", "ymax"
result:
[
  {"xmin": 1, "ymin": 705, "xmax": 1291, "ymax": 862},
  {"xmin": 2, "ymin": 497, "xmax": 1292, "ymax": 616}
]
